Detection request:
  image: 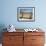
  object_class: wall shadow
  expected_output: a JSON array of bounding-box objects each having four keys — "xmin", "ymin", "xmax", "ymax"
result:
[{"xmin": 0, "ymin": 24, "xmax": 7, "ymax": 43}]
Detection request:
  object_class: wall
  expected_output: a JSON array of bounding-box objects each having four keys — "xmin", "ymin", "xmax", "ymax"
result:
[{"xmin": 0, "ymin": 0, "xmax": 46, "ymax": 29}]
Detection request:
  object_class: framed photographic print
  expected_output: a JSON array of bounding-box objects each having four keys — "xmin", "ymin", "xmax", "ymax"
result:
[{"xmin": 17, "ymin": 7, "xmax": 35, "ymax": 22}]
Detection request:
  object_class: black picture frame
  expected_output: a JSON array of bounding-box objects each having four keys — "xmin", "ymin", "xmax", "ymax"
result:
[{"xmin": 17, "ymin": 7, "xmax": 35, "ymax": 22}]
